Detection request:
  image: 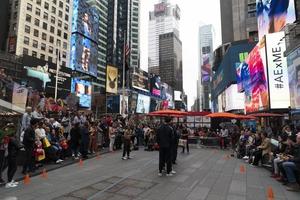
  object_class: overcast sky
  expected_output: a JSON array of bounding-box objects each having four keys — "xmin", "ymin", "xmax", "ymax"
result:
[{"xmin": 139, "ymin": 0, "xmax": 222, "ymax": 110}]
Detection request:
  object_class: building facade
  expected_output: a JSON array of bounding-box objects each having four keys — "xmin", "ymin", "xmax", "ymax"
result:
[
  {"xmin": 7, "ymin": 0, "xmax": 73, "ymax": 67},
  {"xmin": 148, "ymin": 0, "xmax": 180, "ymax": 75},
  {"xmin": 220, "ymin": 0, "xmax": 258, "ymax": 44},
  {"xmin": 159, "ymin": 32, "xmax": 183, "ymax": 91},
  {"xmin": 197, "ymin": 24, "xmax": 214, "ymax": 111},
  {"xmin": 107, "ymin": 0, "xmax": 140, "ymax": 70}
]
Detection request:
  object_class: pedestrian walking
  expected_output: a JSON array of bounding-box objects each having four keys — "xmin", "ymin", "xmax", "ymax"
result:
[
  {"xmin": 122, "ymin": 126, "xmax": 133, "ymax": 160},
  {"xmin": 157, "ymin": 117, "xmax": 174, "ymax": 176},
  {"xmin": 109, "ymin": 123, "xmax": 117, "ymax": 152}
]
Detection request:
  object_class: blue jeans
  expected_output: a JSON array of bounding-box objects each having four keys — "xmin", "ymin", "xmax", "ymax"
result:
[{"xmin": 282, "ymin": 162, "xmax": 297, "ymax": 183}]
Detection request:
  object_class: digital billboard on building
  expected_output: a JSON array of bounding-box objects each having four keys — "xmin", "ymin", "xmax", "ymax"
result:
[
  {"xmin": 71, "ymin": 78, "xmax": 92, "ymax": 108},
  {"xmin": 287, "ymin": 46, "xmax": 300, "ymax": 109},
  {"xmin": 256, "ymin": 0, "xmax": 296, "ymax": 40},
  {"xmin": 149, "ymin": 74, "xmax": 161, "ymax": 97},
  {"xmin": 131, "ymin": 68, "xmax": 150, "ymax": 92}
]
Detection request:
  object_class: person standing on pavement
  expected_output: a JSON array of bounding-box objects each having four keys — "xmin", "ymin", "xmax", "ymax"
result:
[
  {"xmin": 172, "ymin": 124, "xmax": 180, "ymax": 165},
  {"xmin": 70, "ymin": 123, "xmax": 81, "ymax": 159},
  {"xmin": 181, "ymin": 125, "xmax": 190, "ymax": 154},
  {"xmin": 157, "ymin": 117, "xmax": 174, "ymax": 176},
  {"xmin": 109, "ymin": 123, "xmax": 117, "ymax": 152},
  {"xmin": 220, "ymin": 126, "xmax": 229, "ymax": 149},
  {"xmin": 22, "ymin": 118, "xmax": 39, "ymax": 174},
  {"xmin": 122, "ymin": 126, "xmax": 133, "ymax": 160},
  {"xmin": 80, "ymin": 121, "xmax": 90, "ymax": 159},
  {"xmin": 0, "ymin": 135, "xmax": 9, "ymax": 185},
  {"xmin": 6, "ymin": 132, "xmax": 22, "ymax": 188}
]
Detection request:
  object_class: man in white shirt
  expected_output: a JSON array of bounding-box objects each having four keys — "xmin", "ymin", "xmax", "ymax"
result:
[{"xmin": 220, "ymin": 127, "xmax": 229, "ymax": 149}]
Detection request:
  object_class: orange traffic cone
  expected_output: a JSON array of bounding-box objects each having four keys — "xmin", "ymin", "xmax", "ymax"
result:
[
  {"xmin": 40, "ymin": 168, "xmax": 48, "ymax": 179},
  {"xmin": 23, "ymin": 174, "xmax": 30, "ymax": 185},
  {"xmin": 79, "ymin": 159, "xmax": 83, "ymax": 167},
  {"xmin": 240, "ymin": 165, "xmax": 245, "ymax": 173},
  {"xmin": 267, "ymin": 186, "xmax": 274, "ymax": 200}
]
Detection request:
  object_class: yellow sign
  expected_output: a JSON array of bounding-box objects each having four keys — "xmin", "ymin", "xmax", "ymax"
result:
[{"xmin": 106, "ymin": 65, "xmax": 118, "ymax": 94}]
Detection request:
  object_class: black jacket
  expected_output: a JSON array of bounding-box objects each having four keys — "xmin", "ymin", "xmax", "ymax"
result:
[
  {"xmin": 23, "ymin": 126, "xmax": 35, "ymax": 149},
  {"xmin": 156, "ymin": 124, "xmax": 173, "ymax": 148},
  {"xmin": 8, "ymin": 137, "xmax": 22, "ymax": 158},
  {"xmin": 291, "ymin": 144, "xmax": 300, "ymax": 169}
]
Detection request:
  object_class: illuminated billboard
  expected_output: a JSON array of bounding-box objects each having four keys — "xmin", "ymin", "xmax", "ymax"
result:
[
  {"xmin": 256, "ymin": 0, "xmax": 296, "ymax": 40},
  {"xmin": 201, "ymin": 54, "xmax": 211, "ymax": 83},
  {"xmin": 131, "ymin": 68, "xmax": 150, "ymax": 92},
  {"xmin": 161, "ymin": 82, "xmax": 174, "ymax": 109},
  {"xmin": 149, "ymin": 74, "xmax": 161, "ymax": 97},
  {"xmin": 71, "ymin": 78, "xmax": 92, "ymax": 108},
  {"xmin": 72, "ymin": 0, "xmax": 99, "ymax": 42},
  {"xmin": 265, "ymin": 31, "xmax": 290, "ymax": 109},
  {"xmin": 136, "ymin": 94, "xmax": 150, "ymax": 114},
  {"xmin": 287, "ymin": 47, "xmax": 300, "ymax": 109},
  {"xmin": 120, "ymin": 95, "xmax": 129, "ymax": 115},
  {"xmin": 106, "ymin": 65, "xmax": 118, "ymax": 94},
  {"xmin": 225, "ymin": 84, "xmax": 245, "ymax": 111},
  {"xmin": 70, "ymin": 33, "xmax": 98, "ymax": 77}
]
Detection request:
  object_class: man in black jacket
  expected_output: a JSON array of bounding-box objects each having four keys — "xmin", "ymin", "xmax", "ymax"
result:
[
  {"xmin": 282, "ymin": 134, "xmax": 300, "ymax": 191},
  {"xmin": 157, "ymin": 117, "xmax": 174, "ymax": 176},
  {"xmin": 22, "ymin": 118, "xmax": 39, "ymax": 174}
]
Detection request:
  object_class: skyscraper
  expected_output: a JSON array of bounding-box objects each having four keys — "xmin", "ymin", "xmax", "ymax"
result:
[
  {"xmin": 159, "ymin": 32, "xmax": 182, "ymax": 91},
  {"xmin": 220, "ymin": 0, "xmax": 258, "ymax": 44},
  {"xmin": 107, "ymin": 0, "xmax": 140, "ymax": 70},
  {"xmin": 6, "ymin": 0, "xmax": 73, "ymax": 67},
  {"xmin": 148, "ymin": 0, "xmax": 180, "ymax": 75}
]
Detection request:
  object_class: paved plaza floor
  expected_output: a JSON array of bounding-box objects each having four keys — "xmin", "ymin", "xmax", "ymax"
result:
[{"xmin": 0, "ymin": 147, "xmax": 299, "ymax": 200}]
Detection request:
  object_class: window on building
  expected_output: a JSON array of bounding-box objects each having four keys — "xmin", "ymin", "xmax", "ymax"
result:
[
  {"xmin": 25, "ymin": 14, "xmax": 31, "ymax": 22},
  {"xmin": 64, "ymin": 23, "xmax": 68, "ymax": 31},
  {"xmin": 44, "ymin": 2, "xmax": 49, "ymax": 10},
  {"xmin": 57, "ymin": 39, "xmax": 61, "ymax": 46},
  {"xmin": 23, "ymin": 48, "xmax": 29, "ymax": 55},
  {"xmin": 63, "ymin": 42, "xmax": 67, "ymax": 49},
  {"xmin": 24, "ymin": 36, "xmax": 29, "ymax": 45},
  {"xmin": 62, "ymin": 51, "xmax": 67, "ymax": 58},
  {"xmin": 12, "ymin": 23, "xmax": 17, "ymax": 32},
  {"xmin": 63, "ymin": 32, "xmax": 68, "ymax": 39},
  {"xmin": 33, "ymin": 40, "xmax": 38, "ymax": 48},
  {"xmin": 51, "ymin": 6, "xmax": 56, "ymax": 14},
  {"xmin": 51, "ymin": 16, "xmax": 55, "ymax": 24},
  {"xmin": 33, "ymin": 29, "xmax": 39, "ymax": 37},
  {"xmin": 34, "ymin": 18, "xmax": 40, "ymax": 26},
  {"xmin": 43, "ymin": 12, "xmax": 48, "ymax": 20},
  {"xmin": 58, "ymin": 10, "xmax": 62, "ymax": 17},
  {"xmin": 59, "ymin": 1, "xmax": 63, "ymax": 8},
  {"xmin": 66, "ymin": 0, "xmax": 69, "ymax": 4},
  {"xmin": 42, "ymin": 22, "xmax": 47, "ymax": 30},
  {"xmin": 49, "ymin": 36, "xmax": 54, "ymax": 43},
  {"xmin": 36, "ymin": 0, "xmax": 41, "ymax": 5},
  {"xmin": 52, "ymin": 0, "xmax": 57, "ymax": 5},
  {"xmin": 35, "ymin": 8, "xmax": 41, "ymax": 16},
  {"xmin": 64, "ymin": 14, "xmax": 69, "ymax": 21},
  {"xmin": 42, "ymin": 33, "xmax": 47, "ymax": 40},
  {"xmin": 62, "ymin": 61, "xmax": 66, "ymax": 67},
  {"xmin": 32, "ymin": 51, "xmax": 37, "ymax": 57},
  {"xmin": 25, "ymin": 25, "xmax": 30, "ymax": 33},
  {"xmin": 65, "ymin": 5, "xmax": 69, "ymax": 12},
  {"xmin": 49, "ymin": 46, "xmax": 53, "ymax": 53},
  {"xmin": 41, "ymin": 43, "xmax": 46, "ymax": 51},
  {"xmin": 27, "ymin": 3, "xmax": 32, "ymax": 11},
  {"xmin": 40, "ymin": 54, "xmax": 45, "ymax": 60},
  {"xmin": 58, "ymin": 20, "xmax": 62, "ymax": 27},
  {"xmin": 48, "ymin": 56, "xmax": 53, "ymax": 62},
  {"xmin": 57, "ymin": 29, "xmax": 61, "ymax": 37},
  {"xmin": 50, "ymin": 26, "xmax": 55, "ymax": 33},
  {"xmin": 13, "ymin": 12, "xmax": 17, "ymax": 20},
  {"xmin": 14, "ymin": 1, "xmax": 19, "ymax": 9}
]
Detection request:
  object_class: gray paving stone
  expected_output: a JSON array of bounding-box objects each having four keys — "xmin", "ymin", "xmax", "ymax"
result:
[
  {"xmin": 69, "ymin": 186, "xmax": 99, "ymax": 199},
  {"xmin": 91, "ymin": 181, "xmax": 112, "ymax": 191},
  {"xmin": 205, "ymin": 194, "xmax": 226, "ymax": 200},
  {"xmin": 229, "ymin": 180, "xmax": 246, "ymax": 195},
  {"xmin": 226, "ymin": 194, "xmax": 246, "ymax": 200},
  {"xmin": 117, "ymin": 186, "xmax": 144, "ymax": 197},
  {"xmin": 186, "ymin": 186, "xmax": 210, "ymax": 200}
]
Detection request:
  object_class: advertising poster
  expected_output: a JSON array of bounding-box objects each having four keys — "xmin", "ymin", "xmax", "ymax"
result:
[
  {"xmin": 256, "ymin": 0, "xmax": 296, "ymax": 40},
  {"xmin": 150, "ymin": 98, "xmax": 161, "ymax": 112},
  {"xmin": 149, "ymin": 74, "xmax": 161, "ymax": 97},
  {"xmin": 11, "ymin": 83, "xmax": 28, "ymax": 112},
  {"xmin": 106, "ymin": 65, "xmax": 118, "ymax": 94},
  {"xmin": 201, "ymin": 54, "xmax": 211, "ymax": 83},
  {"xmin": 107, "ymin": 95, "xmax": 120, "ymax": 113},
  {"xmin": 72, "ymin": 0, "xmax": 100, "ymax": 42},
  {"xmin": 129, "ymin": 93, "xmax": 138, "ymax": 114},
  {"xmin": 136, "ymin": 94, "xmax": 150, "ymax": 114},
  {"xmin": 287, "ymin": 47, "xmax": 300, "ymax": 109},
  {"xmin": 243, "ymin": 40, "xmax": 269, "ymax": 113},
  {"xmin": 70, "ymin": 33, "xmax": 98, "ymax": 77},
  {"xmin": 132, "ymin": 68, "xmax": 150, "ymax": 92},
  {"xmin": 71, "ymin": 78, "xmax": 92, "ymax": 108},
  {"xmin": 225, "ymin": 84, "xmax": 245, "ymax": 111},
  {"xmin": 174, "ymin": 91, "xmax": 182, "ymax": 101},
  {"xmin": 161, "ymin": 82, "xmax": 174, "ymax": 109},
  {"xmin": 22, "ymin": 55, "xmax": 71, "ymax": 99},
  {"xmin": 119, "ymin": 95, "xmax": 129, "ymax": 115},
  {"xmin": 266, "ymin": 31, "xmax": 290, "ymax": 109}
]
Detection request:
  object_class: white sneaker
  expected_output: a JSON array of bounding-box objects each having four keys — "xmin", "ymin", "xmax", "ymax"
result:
[
  {"xmin": 122, "ymin": 157, "xmax": 127, "ymax": 160},
  {"xmin": 56, "ymin": 159, "xmax": 63, "ymax": 164},
  {"xmin": 11, "ymin": 180, "xmax": 18, "ymax": 185},
  {"xmin": 127, "ymin": 156, "xmax": 133, "ymax": 159},
  {"xmin": 166, "ymin": 173, "xmax": 173, "ymax": 177},
  {"xmin": 171, "ymin": 170, "xmax": 176, "ymax": 174},
  {"xmin": 5, "ymin": 182, "xmax": 17, "ymax": 188},
  {"xmin": 158, "ymin": 173, "xmax": 163, "ymax": 177},
  {"xmin": 242, "ymin": 156, "xmax": 249, "ymax": 160}
]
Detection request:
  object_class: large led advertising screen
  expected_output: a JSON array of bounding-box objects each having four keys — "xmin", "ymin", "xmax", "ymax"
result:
[
  {"xmin": 106, "ymin": 65, "xmax": 118, "ymax": 94},
  {"xmin": 266, "ymin": 31, "xmax": 290, "ymax": 109},
  {"xmin": 70, "ymin": 33, "xmax": 98, "ymax": 77},
  {"xmin": 149, "ymin": 74, "xmax": 161, "ymax": 97},
  {"xmin": 131, "ymin": 68, "xmax": 150, "ymax": 92},
  {"xmin": 71, "ymin": 78, "xmax": 92, "ymax": 108},
  {"xmin": 72, "ymin": 0, "xmax": 99, "ymax": 42},
  {"xmin": 201, "ymin": 54, "xmax": 211, "ymax": 83},
  {"xmin": 243, "ymin": 40, "xmax": 269, "ymax": 113},
  {"xmin": 287, "ymin": 47, "xmax": 300, "ymax": 109},
  {"xmin": 161, "ymin": 82, "xmax": 174, "ymax": 109},
  {"xmin": 119, "ymin": 95, "xmax": 129, "ymax": 115},
  {"xmin": 256, "ymin": 0, "xmax": 296, "ymax": 40},
  {"xmin": 136, "ymin": 94, "xmax": 150, "ymax": 114}
]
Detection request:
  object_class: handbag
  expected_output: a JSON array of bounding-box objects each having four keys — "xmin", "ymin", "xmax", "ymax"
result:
[
  {"xmin": 178, "ymin": 139, "xmax": 187, "ymax": 147},
  {"xmin": 42, "ymin": 138, "xmax": 51, "ymax": 148}
]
